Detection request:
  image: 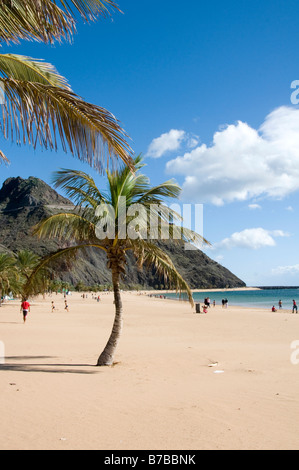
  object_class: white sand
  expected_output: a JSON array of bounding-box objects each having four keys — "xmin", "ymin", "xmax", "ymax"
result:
[{"xmin": 0, "ymin": 292, "xmax": 299, "ymax": 450}]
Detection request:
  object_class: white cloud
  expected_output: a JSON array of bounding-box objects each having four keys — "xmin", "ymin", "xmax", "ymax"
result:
[
  {"xmin": 286, "ymin": 206, "xmax": 294, "ymax": 212},
  {"xmin": 146, "ymin": 129, "xmax": 186, "ymax": 158},
  {"xmin": 146, "ymin": 129, "xmax": 199, "ymax": 158},
  {"xmin": 187, "ymin": 135, "xmax": 200, "ymax": 149},
  {"xmin": 209, "ymin": 228, "xmax": 289, "ymax": 251},
  {"xmin": 248, "ymin": 204, "xmax": 262, "ymax": 210},
  {"xmin": 166, "ymin": 106, "xmax": 299, "ymax": 205},
  {"xmin": 272, "ymin": 264, "xmax": 299, "ymax": 275}
]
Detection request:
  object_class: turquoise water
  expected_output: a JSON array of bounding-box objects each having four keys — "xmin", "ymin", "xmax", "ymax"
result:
[{"xmin": 165, "ymin": 288, "xmax": 299, "ymax": 310}]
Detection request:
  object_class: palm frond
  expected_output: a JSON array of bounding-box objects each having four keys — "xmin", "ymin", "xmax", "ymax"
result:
[
  {"xmin": 0, "ymin": 252, "xmax": 18, "ymax": 295},
  {"xmin": 52, "ymin": 169, "xmax": 109, "ymax": 207},
  {"xmin": 0, "ymin": 0, "xmax": 74, "ymax": 45},
  {"xmin": 0, "ymin": 252, "xmax": 15, "ymax": 272},
  {"xmin": 0, "ymin": 1, "xmax": 121, "ymax": 46},
  {"xmin": 130, "ymin": 240, "xmax": 194, "ymax": 306},
  {"xmin": 0, "ymin": 54, "xmax": 71, "ymax": 89},
  {"xmin": 0, "ymin": 78, "xmax": 133, "ymax": 172},
  {"xmin": 0, "ymin": 149, "xmax": 9, "ymax": 164},
  {"xmin": 60, "ymin": 0, "xmax": 121, "ymax": 22},
  {"xmin": 24, "ymin": 242, "xmax": 107, "ymax": 294},
  {"xmin": 33, "ymin": 212, "xmax": 97, "ymax": 242},
  {"xmin": 136, "ymin": 180, "xmax": 182, "ymax": 204}
]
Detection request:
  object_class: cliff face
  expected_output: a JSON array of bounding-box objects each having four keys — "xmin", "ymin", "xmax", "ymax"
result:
[
  {"xmin": 0, "ymin": 176, "xmax": 246, "ymax": 289},
  {"xmin": 0, "ymin": 176, "xmax": 71, "ymax": 210}
]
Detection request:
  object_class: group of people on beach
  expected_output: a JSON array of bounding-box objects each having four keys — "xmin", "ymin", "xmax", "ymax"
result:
[
  {"xmin": 272, "ymin": 299, "xmax": 298, "ymax": 313},
  {"xmin": 20, "ymin": 293, "xmax": 104, "ymax": 323},
  {"xmin": 20, "ymin": 298, "xmax": 70, "ymax": 323},
  {"xmin": 51, "ymin": 300, "xmax": 69, "ymax": 312},
  {"xmin": 18, "ymin": 294, "xmax": 299, "ymax": 324}
]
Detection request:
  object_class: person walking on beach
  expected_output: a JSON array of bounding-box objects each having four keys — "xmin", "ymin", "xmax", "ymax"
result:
[
  {"xmin": 278, "ymin": 300, "xmax": 282, "ymax": 309},
  {"xmin": 64, "ymin": 300, "xmax": 69, "ymax": 312},
  {"xmin": 292, "ymin": 300, "xmax": 298, "ymax": 314},
  {"xmin": 51, "ymin": 301, "xmax": 56, "ymax": 313},
  {"xmin": 20, "ymin": 299, "xmax": 30, "ymax": 323}
]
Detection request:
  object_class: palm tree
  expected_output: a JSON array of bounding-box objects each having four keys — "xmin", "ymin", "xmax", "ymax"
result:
[
  {"xmin": 0, "ymin": 252, "xmax": 18, "ymax": 304},
  {"xmin": 0, "ymin": 1, "xmax": 133, "ymax": 171},
  {"xmin": 15, "ymin": 249, "xmax": 40, "ymax": 280},
  {"xmin": 15, "ymin": 249, "xmax": 51, "ymax": 299},
  {"xmin": 26, "ymin": 156, "xmax": 209, "ymax": 366}
]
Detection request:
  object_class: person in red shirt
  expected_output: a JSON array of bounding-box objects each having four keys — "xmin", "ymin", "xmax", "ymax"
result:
[
  {"xmin": 293, "ymin": 300, "xmax": 298, "ymax": 314},
  {"xmin": 20, "ymin": 299, "xmax": 30, "ymax": 323}
]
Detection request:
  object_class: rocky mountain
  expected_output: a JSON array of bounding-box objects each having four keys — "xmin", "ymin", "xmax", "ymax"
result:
[
  {"xmin": 0, "ymin": 176, "xmax": 246, "ymax": 289},
  {"xmin": 0, "ymin": 176, "xmax": 71, "ymax": 211}
]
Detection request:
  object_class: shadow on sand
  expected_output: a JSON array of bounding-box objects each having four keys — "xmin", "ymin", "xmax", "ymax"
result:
[{"xmin": 0, "ymin": 356, "xmax": 99, "ymax": 374}]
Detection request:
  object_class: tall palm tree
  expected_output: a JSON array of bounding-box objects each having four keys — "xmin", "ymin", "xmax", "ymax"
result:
[
  {"xmin": 26, "ymin": 156, "xmax": 209, "ymax": 366},
  {"xmin": 0, "ymin": 1, "xmax": 133, "ymax": 171}
]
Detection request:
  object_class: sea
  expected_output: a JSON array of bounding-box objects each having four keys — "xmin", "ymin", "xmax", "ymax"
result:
[{"xmin": 164, "ymin": 288, "xmax": 299, "ymax": 310}]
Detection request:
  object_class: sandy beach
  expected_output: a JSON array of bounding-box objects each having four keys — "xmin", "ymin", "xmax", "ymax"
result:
[{"xmin": 0, "ymin": 291, "xmax": 299, "ymax": 450}]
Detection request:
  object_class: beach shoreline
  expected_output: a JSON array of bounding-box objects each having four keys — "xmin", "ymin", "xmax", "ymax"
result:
[
  {"xmin": 0, "ymin": 291, "xmax": 299, "ymax": 450},
  {"xmin": 139, "ymin": 286, "xmax": 261, "ymax": 295}
]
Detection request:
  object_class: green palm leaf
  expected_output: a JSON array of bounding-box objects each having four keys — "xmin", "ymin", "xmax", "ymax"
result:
[
  {"xmin": 33, "ymin": 212, "xmax": 97, "ymax": 242},
  {"xmin": 130, "ymin": 239, "xmax": 195, "ymax": 306},
  {"xmin": 0, "ymin": 54, "xmax": 71, "ymax": 88},
  {"xmin": 0, "ymin": 78, "xmax": 133, "ymax": 171},
  {"xmin": 0, "ymin": 252, "xmax": 18, "ymax": 297},
  {"xmin": 52, "ymin": 168, "xmax": 109, "ymax": 207}
]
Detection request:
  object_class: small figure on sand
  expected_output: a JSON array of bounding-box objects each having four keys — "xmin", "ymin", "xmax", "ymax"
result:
[
  {"xmin": 51, "ymin": 301, "xmax": 56, "ymax": 313},
  {"xmin": 272, "ymin": 306, "xmax": 277, "ymax": 312},
  {"xmin": 20, "ymin": 298, "xmax": 30, "ymax": 323},
  {"xmin": 278, "ymin": 300, "xmax": 282, "ymax": 309},
  {"xmin": 64, "ymin": 300, "xmax": 69, "ymax": 312},
  {"xmin": 292, "ymin": 300, "xmax": 298, "ymax": 314}
]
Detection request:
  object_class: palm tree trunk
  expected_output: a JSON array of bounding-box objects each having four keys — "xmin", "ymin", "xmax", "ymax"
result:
[{"xmin": 97, "ymin": 269, "xmax": 123, "ymax": 366}]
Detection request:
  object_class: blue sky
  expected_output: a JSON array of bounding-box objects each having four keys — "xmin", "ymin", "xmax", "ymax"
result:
[{"xmin": 1, "ymin": 0, "xmax": 299, "ymax": 286}]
